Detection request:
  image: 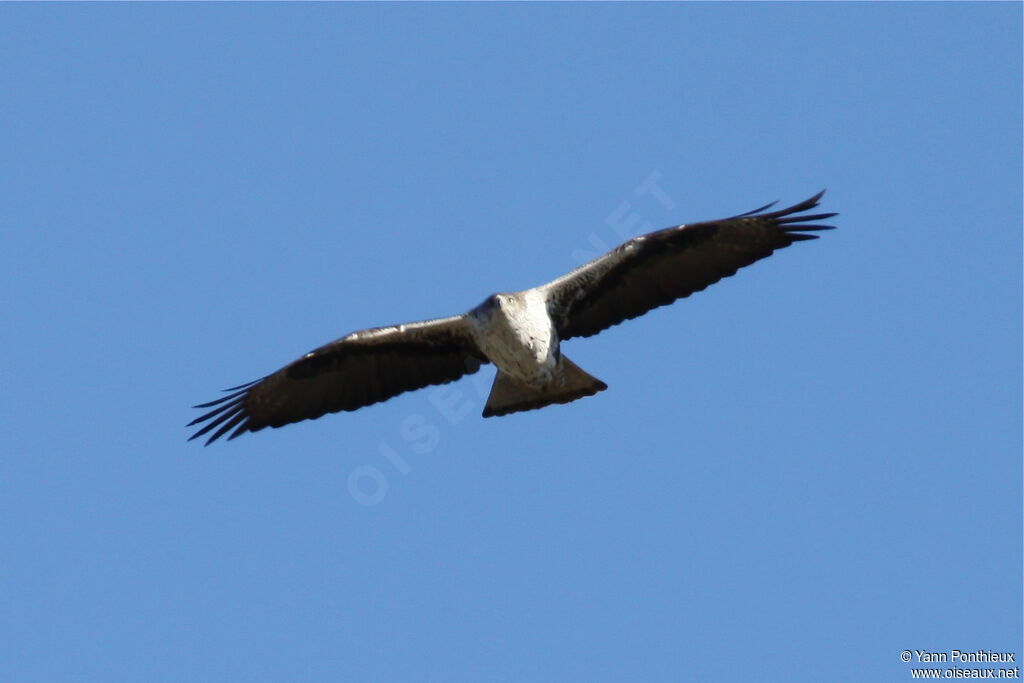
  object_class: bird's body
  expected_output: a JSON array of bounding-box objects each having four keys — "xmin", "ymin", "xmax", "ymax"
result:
[
  {"xmin": 468, "ymin": 291, "xmax": 558, "ymax": 386},
  {"xmin": 189, "ymin": 191, "xmax": 837, "ymax": 444}
]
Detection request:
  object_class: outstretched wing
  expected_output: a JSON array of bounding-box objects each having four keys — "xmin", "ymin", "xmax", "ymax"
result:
[
  {"xmin": 541, "ymin": 191, "xmax": 837, "ymax": 340},
  {"xmin": 188, "ymin": 315, "xmax": 486, "ymax": 445}
]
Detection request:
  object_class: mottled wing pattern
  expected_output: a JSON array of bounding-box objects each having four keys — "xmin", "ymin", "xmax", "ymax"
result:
[
  {"xmin": 541, "ymin": 191, "xmax": 837, "ymax": 340},
  {"xmin": 188, "ymin": 316, "xmax": 486, "ymax": 444}
]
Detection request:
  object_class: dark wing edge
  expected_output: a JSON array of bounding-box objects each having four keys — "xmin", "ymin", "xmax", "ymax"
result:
[
  {"xmin": 187, "ymin": 315, "xmax": 487, "ymax": 445},
  {"xmin": 541, "ymin": 190, "xmax": 837, "ymax": 340}
]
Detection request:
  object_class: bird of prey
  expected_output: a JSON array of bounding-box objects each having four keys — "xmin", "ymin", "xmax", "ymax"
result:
[{"xmin": 189, "ymin": 191, "xmax": 836, "ymax": 444}]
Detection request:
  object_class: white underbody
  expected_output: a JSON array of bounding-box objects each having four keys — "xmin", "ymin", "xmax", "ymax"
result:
[{"xmin": 468, "ymin": 290, "xmax": 560, "ymax": 386}]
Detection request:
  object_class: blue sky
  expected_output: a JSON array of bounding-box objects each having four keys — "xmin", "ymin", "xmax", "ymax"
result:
[{"xmin": 2, "ymin": 4, "xmax": 1020, "ymax": 681}]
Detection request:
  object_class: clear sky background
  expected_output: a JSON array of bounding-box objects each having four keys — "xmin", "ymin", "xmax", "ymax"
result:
[{"xmin": 2, "ymin": 4, "xmax": 1020, "ymax": 682}]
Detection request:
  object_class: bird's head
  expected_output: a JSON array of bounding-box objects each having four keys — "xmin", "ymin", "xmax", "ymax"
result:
[
  {"xmin": 481, "ymin": 292, "xmax": 507, "ymax": 309},
  {"xmin": 476, "ymin": 292, "xmax": 516, "ymax": 319}
]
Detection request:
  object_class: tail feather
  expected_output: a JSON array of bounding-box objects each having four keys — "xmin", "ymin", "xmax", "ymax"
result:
[{"xmin": 482, "ymin": 355, "xmax": 607, "ymax": 417}]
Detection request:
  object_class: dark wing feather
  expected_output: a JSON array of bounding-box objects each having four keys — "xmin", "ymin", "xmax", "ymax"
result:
[
  {"xmin": 541, "ymin": 191, "xmax": 837, "ymax": 340},
  {"xmin": 188, "ymin": 315, "xmax": 486, "ymax": 445}
]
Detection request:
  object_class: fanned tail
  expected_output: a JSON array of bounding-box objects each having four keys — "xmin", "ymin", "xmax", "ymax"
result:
[{"xmin": 482, "ymin": 355, "xmax": 607, "ymax": 417}]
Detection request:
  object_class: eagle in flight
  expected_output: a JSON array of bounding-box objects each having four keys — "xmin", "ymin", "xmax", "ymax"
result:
[{"xmin": 189, "ymin": 191, "xmax": 836, "ymax": 444}]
